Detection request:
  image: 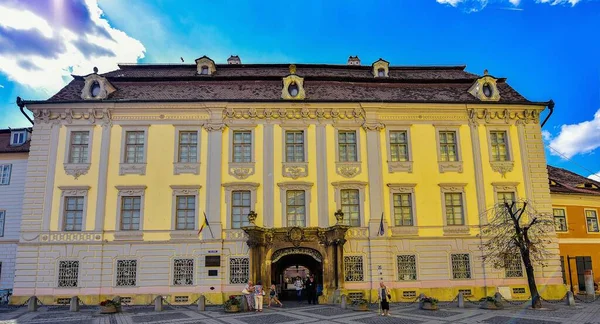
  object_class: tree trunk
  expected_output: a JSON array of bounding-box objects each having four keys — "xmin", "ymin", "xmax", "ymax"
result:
[{"xmin": 522, "ymin": 251, "xmax": 542, "ymax": 308}]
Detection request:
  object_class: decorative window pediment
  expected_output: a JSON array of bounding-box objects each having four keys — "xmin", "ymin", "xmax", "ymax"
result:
[
  {"xmin": 282, "ymin": 64, "xmax": 306, "ymax": 100},
  {"xmin": 468, "ymin": 70, "xmax": 500, "ymax": 101},
  {"xmin": 195, "ymin": 56, "xmax": 216, "ymax": 75},
  {"xmin": 372, "ymin": 58, "xmax": 389, "ymax": 78},
  {"xmin": 81, "ymin": 72, "xmax": 116, "ymax": 100}
]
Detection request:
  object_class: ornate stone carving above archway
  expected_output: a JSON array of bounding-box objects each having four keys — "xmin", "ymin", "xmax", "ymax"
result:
[{"xmin": 272, "ymin": 247, "xmax": 323, "ymax": 263}]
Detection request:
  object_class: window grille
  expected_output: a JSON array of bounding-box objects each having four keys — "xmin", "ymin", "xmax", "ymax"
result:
[
  {"xmin": 444, "ymin": 193, "xmax": 464, "ymax": 225},
  {"xmin": 490, "ymin": 131, "xmax": 509, "ymax": 161},
  {"xmin": 116, "ymin": 260, "xmax": 137, "ymax": 286},
  {"xmin": 344, "ymin": 256, "xmax": 364, "ymax": 282},
  {"xmin": 285, "ymin": 131, "xmax": 305, "ymax": 162},
  {"xmin": 174, "ymin": 296, "xmax": 189, "ymax": 303},
  {"xmin": 231, "ymin": 191, "xmax": 251, "ymax": 229},
  {"xmin": 0, "ymin": 164, "xmax": 11, "ymax": 185},
  {"xmin": 120, "ymin": 297, "xmax": 132, "ymax": 304},
  {"xmin": 505, "ymin": 253, "xmax": 523, "ymax": 278},
  {"xmin": 57, "ymin": 260, "xmax": 79, "ymax": 287},
  {"xmin": 178, "ymin": 131, "xmax": 198, "ymax": 163},
  {"xmin": 338, "ymin": 131, "xmax": 358, "ymax": 162},
  {"xmin": 341, "ymin": 189, "xmax": 360, "ymax": 227},
  {"xmin": 175, "ymin": 196, "xmax": 196, "ymax": 230},
  {"xmin": 458, "ymin": 289, "xmax": 473, "ymax": 296},
  {"xmin": 512, "ymin": 287, "xmax": 526, "ymax": 294},
  {"xmin": 402, "ymin": 291, "xmax": 416, "ymax": 298},
  {"xmin": 393, "ymin": 193, "xmax": 413, "ymax": 226},
  {"xmin": 439, "ymin": 131, "xmax": 458, "ymax": 162},
  {"xmin": 173, "ymin": 259, "xmax": 194, "ymax": 286},
  {"xmin": 286, "ymin": 190, "xmax": 306, "ymax": 227},
  {"xmin": 347, "ymin": 292, "xmax": 364, "ymax": 300},
  {"xmin": 63, "ymin": 196, "xmax": 84, "ymax": 231},
  {"xmin": 553, "ymin": 209, "xmax": 567, "ymax": 232},
  {"xmin": 120, "ymin": 196, "xmax": 141, "ymax": 230},
  {"xmin": 229, "ymin": 257, "xmax": 249, "ymax": 284},
  {"xmin": 451, "ymin": 254, "xmax": 471, "ymax": 279},
  {"xmin": 585, "ymin": 210, "xmax": 599, "ymax": 232},
  {"xmin": 124, "ymin": 131, "xmax": 145, "ymax": 163},
  {"xmin": 57, "ymin": 298, "xmax": 70, "ymax": 305},
  {"xmin": 232, "ymin": 131, "xmax": 252, "ymax": 163},
  {"xmin": 69, "ymin": 131, "xmax": 89, "ymax": 164},
  {"xmin": 389, "ymin": 131, "xmax": 409, "ymax": 162},
  {"xmin": 397, "ymin": 255, "xmax": 417, "ymax": 281}
]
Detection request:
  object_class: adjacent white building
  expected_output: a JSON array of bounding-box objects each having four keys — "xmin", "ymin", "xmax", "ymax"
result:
[{"xmin": 0, "ymin": 128, "xmax": 30, "ymax": 291}]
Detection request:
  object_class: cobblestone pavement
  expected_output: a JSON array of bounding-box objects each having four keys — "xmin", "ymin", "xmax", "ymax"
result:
[{"xmin": 2, "ymin": 300, "xmax": 600, "ymax": 324}]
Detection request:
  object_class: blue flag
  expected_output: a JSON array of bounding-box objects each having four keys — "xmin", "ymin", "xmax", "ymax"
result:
[{"xmin": 378, "ymin": 212, "xmax": 385, "ymax": 236}]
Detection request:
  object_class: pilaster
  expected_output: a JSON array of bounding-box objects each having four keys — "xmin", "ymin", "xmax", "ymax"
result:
[
  {"xmin": 204, "ymin": 120, "xmax": 226, "ymax": 239},
  {"xmin": 41, "ymin": 124, "xmax": 60, "ymax": 231},
  {"xmin": 467, "ymin": 119, "xmax": 487, "ymax": 223},
  {"xmin": 263, "ymin": 123, "xmax": 274, "ymax": 227},
  {"xmin": 94, "ymin": 124, "xmax": 112, "ymax": 231},
  {"xmin": 363, "ymin": 121, "xmax": 385, "ymax": 237},
  {"xmin": 316, "ymin": 124, "xmax": 330, "ymax": 227}
]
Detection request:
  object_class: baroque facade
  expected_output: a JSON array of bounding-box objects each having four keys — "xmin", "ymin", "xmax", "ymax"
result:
[{"xmin": 11, "ymin": 56, "xmax": 565, "ymax": 305}]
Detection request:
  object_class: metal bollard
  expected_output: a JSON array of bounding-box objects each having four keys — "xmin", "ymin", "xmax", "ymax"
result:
[
  {"xmin": 154, "ymin": 296, "xmax": 163, "ymax": 312},
  {"xmin": 197, "ymin": 295, "xmax": 206, "ymax": 311},
  {"xmin": 27, "ymin": 296, "xmax": 38, "ymax": 312},
  {"xmin": 494, "ymin": 292, "xmax": 502, "ymax": 304},
  {"xmin": 70, "ymin": 296, "xmax": 79, "ymax": 312},
  {"xmin": 566, "ymin": 291, "xmax": 575, "ymax": 306},
  {"xmin": 457, "ymin": 292, "xmax": 464, "ymax": 308},
  {"xmin": 340, "ymin": 294, "xmax": 347, "ymax": 309}
]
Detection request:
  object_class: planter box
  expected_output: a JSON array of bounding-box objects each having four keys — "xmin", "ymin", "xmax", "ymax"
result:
[
  {"xmin": 100, "ymin": 305, "xmax": 117, "ymax": 314},
  {"xmin": 480, "ymin": 300, "xmax": 503, "ymax": 310},
  {"xmin": 420, "ymin": 301, "xmax": 438, "ymax": 310}
]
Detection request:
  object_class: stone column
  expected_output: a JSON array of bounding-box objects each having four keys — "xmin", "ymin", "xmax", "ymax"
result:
[
  {"xmin": 467, "ymin": 118, "xmax": 487, "ymax": 223},
  {"xmin": 363, "ymin": 121, "xmax": 385, "ymax": 236},
  {"xmin": 316, "ymin": 124, "xmax": 330, "ymax": 227},
  {"xmin": 41, "ymin": 123, "xmax": 61, "ymax": 231},
  {"xmin": 263, "ymin": 123, "xmax": 274, "ymax": 228},
  {"xmin": 203, "ymin": 122, "xmax": 226, "ymax": 239},
  {"xmin": 95, "ymin": 123, "xmax": 112, "ymax": 231}
]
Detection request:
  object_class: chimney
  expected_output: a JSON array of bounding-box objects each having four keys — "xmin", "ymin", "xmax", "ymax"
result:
[
  {"xmin": 227, "ymin": 55, "xmax": 241, "ymax": 64},
  {"xmin": 347, "ymin": 56, "xmax": 361, "ymax": 66}
]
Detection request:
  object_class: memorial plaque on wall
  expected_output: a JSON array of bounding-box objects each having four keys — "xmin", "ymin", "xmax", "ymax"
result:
[
  {"xmin": 208, "ymin": 270, "xmax": 218, "ymax": 276},
  {"xmin": 205, "ymin": 255, "xmax": 220, "ymax": 267}
]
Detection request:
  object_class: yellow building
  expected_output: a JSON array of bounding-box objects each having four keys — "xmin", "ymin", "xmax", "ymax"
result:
[
  {"xmin": 549, "ymin": 165, "xmax": 600, "ymax": 293},
  {"xmin": 12, "ymin": 55, "xmax": 565, "ymax": 305}
]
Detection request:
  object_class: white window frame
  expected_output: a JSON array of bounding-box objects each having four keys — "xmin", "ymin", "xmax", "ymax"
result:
[
  {"xmin": 585, "ymin": 209, "xmax": 599, "ymax": 233},
  {"xmin": 281, "ymin": 125, "xmax": 309, "ymax": 179},
  {"xmin": 486, "ymin": 126, "xmax": 515, "ymax": 176},
  {"xmin": 223, "ymin": 182, "xmax": 259, "ymax": 229},
  {"xmin": 553, "ymin": 208, "xmax": 568, "ymax": 232},
  {"xmin": 64, "ymin": 126, "xmax": 94, "ymax": 179},
  {"xmin": 0, "ymin": 164, "xmax": 12, "ymax": 185},
  {"xmin": 387, "ymin": 184, "xmax": 417, "ymax": 228},
  {"xmin": 0, "ymin": 210, "xmax": 5, "ymax": 237},
  {"xmin": 119, "ymin": 125, "xmax": 149, "ymax": 175},
  {"xmin": 58, "ymin": 186, "xmax": 90, "ymax": 232},
  {"xmin": 385, "ymin": 126, "xmax": 413, "ymax": 173},
  {"xmin": 170, "ymin": 185, "xmax": 201, "ymax": 233},
  {"xmin": 173, "ymin": 126, "xmax": 201, "ymax": 175},
  {"xmin": 332, "ymin": 181, "xmax": 367, "ymax": 227},
  {"xmin": 334, "ymin": 126, "xmax": 362, "ymax": 178},
  {"xmin": 434, "ymin": 125, "xmax": 463, "ymax": 173},
  {"xmin": 278, "ymin": 181, "xmax": 313, "ymax": 227},
  {"xmin": 10, "ymin": 130, "xmax": 26, "ymax": 146},
  {"xmin": 228, "ymin": 125, "xmax": 256, "ymax": 179},
  {"xmin": 114, "ymin": 186, "xmax": 146, "ymax": 241},
  {"xmin": 439, "ymin": 183, "xmax": 469, "ymax": 235}
]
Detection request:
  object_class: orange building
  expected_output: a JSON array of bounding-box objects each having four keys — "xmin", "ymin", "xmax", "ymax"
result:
[{"xmin": 549, "ymin": 166, "xmax": 600, "ymax": 293}]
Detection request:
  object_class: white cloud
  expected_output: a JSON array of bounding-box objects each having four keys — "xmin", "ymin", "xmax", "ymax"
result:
[
  {"xmin": 541, "ymin": 130, "xmax": 552, "ymax": 141},
  {"xmin": 509, "ymin": 0, "xmax": 521, "ymax": 5},
  {"xmin": 589, "ymin": 172, "xmax": 600, "ymax": 182},
  {"xmin": 535, "ymin": 0, "xmax": 581, "ymax": 6},
  {"xmin": 436, "ymin": 0, "xmax": 587, "ymax": 11},
  {"xmin": 548, "ymin": 109, "xmax": 600, "ymax": 159},
  {"xmin": 436, "ymin": 0, "xmax": 465, "ymax": 6},
  {"xmin": 0, "ymin": 0, "xmax": 145, "ymax": 95}
]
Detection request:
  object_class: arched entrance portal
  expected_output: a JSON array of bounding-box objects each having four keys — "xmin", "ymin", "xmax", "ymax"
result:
[{"xmin": 271, "ymin": 248, "xmax": 323, "ymax": 300}]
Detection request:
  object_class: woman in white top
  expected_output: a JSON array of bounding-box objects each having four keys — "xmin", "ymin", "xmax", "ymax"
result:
[
  {"xmin": 254, "ymin": 281, "xmax": 264, "ymax": 312},
  {"xmin": 244, "ymin": 281, "xmax": 255, "ymax": 311},
  {"xmin": 294, "ymin": 277, "xmax": 304, "ymax": 302}
]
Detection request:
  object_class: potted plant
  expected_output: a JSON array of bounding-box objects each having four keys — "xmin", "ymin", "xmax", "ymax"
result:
[
  {"xmin": 479, "ymin": 296, "xmax": 503, "ymax": 310},
  {"xmin": 99, "ymin": 299, "xmax": 120, "ymax": 314},
  {"xmin": 224, "ymin": 295, "xmax": 241, "ymax": 313},
  {"xmin": 419, "ymin": 296, "xmax": 438, "ymax": 310},
  {"xmin": 351, "ymin": 298, "xmax": 369, "ymax": 311}
]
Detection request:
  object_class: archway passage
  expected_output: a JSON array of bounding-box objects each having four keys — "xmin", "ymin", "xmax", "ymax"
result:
[{"xmin": 271, "ymin": 252, "xmax": 323, "ymax": 301}]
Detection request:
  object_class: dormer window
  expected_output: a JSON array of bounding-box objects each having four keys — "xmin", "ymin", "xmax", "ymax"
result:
[
  {"xmin": 576, "ymin": 182, "xmax": 599, "ymax": 189},
  {"xmin": 482, "ymin": 83, "xmax": 493, "ymax": 98},
  {"xmin": 467, "ymin": 70, "xmax": 500, "ymax": 101},
  {"xmin": 91, "ymin": 81, "xmax": 101, "ymax": 98},
  {"xmin": 195, "ymin": 56, "xmax": 216, "ymax": 76},
  {"xmin": 10, "ymin": 130, "xmax": 26, "ymax": 146},
  {"xmin": 372, "ymin": 58, "xmax": 389, "ymax": 78},
  {"xmin": 281, "ymin": 65, "xmax": 305, "ymax": 100},
  {"xmin": 288, "ymin": 82, "xmax": 299, "ymax": 97},
  {"xmin": 377, "ymin": 69, "xmax": 385, "ymax": 77},
  {"xmin": 81, "ymin": 73, "xmax": 116, "ymax": 100},
  {"xmin": 200, "ymin": 66, "xmax": 209, "ymax": 75}
]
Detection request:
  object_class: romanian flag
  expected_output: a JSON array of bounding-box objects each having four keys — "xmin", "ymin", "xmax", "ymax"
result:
[{"xmin": 198, "ymin": 212, "xmax": 208, "ymax": 235}]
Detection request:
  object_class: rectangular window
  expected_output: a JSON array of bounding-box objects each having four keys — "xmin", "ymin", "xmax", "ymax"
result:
[
  {"xmin": 178, "ymin": 131, "xmax": 198, "ymax": 163},
  {"xmin": 445, "ymin": 193, "xmax": 464, "ymax": 225},
  {"xmin": 389, "ymin": 131, "xmax": 409, "ymax": 162},
  {"xmin": 451, "ymin": 254, "xmax": 471, "ymax": 279},
  {"xmin": 0, "ymin": 210, "xmax": 5, "ymax": 237},
  {"xmin": 505, "ymin": 253, "xmax": 523, "ymax": 278},
  {"xmin": 586, "ymin": 210, "xmax": 599, "ymax": 232},
  {"xmin": 63, "ymin": 196, "xmax": 84, "ymax": 231},
  {"xmin": 341, "ymin": 189, "xmax": 360, "ymax": 227},
  {"xmin": 497, "ymin": 192, "xmax": 515, "ymax": 204},
  {"xmin": 232, "ymin": 131, "xmax": 252, "ymax": 163},
  {"xmin": 393, "ymin": 193, "xmax": 413, "ymax": 226},
  {"xmin": 231, "ymin": 191, "xmax": 251, "ymax": 229},
  {"xmin": 285, "ymin": 131, "xmax": 305, "ymax": 162},
  {"xmin": 120, "ymin": 196, "xmax": 141, "ymax": 231},
  {"xmin": 124, "ymin": 131, "xmax": 145, "ymax": 163},
  {"xmin": 439, "ymin": 131, "xmax": 458, "ymax": 162},
  {"xmin": 0, "ymin": 164, "xmax": 11, "ymax": 185},
  {"xmin": 175, "ymin": 195, "xmax": 195, "ymax": 230},
  {"xmin": 116, "ymin": 260, "xmax": 137, "ymax": 286},
  {"xmin": 397, "ymin": 255, "xmax": 417, "ymax": 281},
  {"xmin": 229, "ymin": 257, "xmax": 249, "ymax": 284},
  {"xmin": 338, "ymin": 131, "xmax": 358, "ymax": 162},
  {"xmin": 344, "ymin": 256, "xmax": 364, "ymax": 282},
  {"xmin": 10, "ymin": 131, "xmax": 26, "ymax": 145},
  {"xmin": 57, "ymin": 260, "xmax": 79, "ymax": 288},
  {"xmin": 69, "ymin": 131, "xmax": 90, "ymax": 164},
  {"xmin": 173, "ymin": 259, "xmax": 194, "ymax": 286},
  {"xmin": 286, "ymin": 190, "xmax": 306, "ymax": 227},
  {"xmin": 553, "ymin": 208, "xmax": 567, "ymax": 232},
  {"xmin": 490, "ymin": 131, "xmax": 509, "ymax": 161}
]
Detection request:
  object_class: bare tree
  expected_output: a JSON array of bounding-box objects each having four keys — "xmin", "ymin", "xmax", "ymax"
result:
[{"xmin": 480, "ymin": 200, "xmax": 555, "ymax": 309}]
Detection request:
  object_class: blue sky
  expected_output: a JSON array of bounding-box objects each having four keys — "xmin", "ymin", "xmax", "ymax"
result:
[{"xmin": 0, "ymin": 0, "xmax": 598, "ymax": 179}]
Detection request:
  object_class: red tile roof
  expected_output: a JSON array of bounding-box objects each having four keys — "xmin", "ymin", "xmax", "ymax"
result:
[
  {"xmin": 548, "ymin": 165, "xmax": 600, "ymax": 196},
  {"xmin": 0, "ymin": 129, "xmax": 31, "ymax": 154}
]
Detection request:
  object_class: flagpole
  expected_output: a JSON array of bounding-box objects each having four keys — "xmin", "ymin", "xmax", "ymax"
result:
[{"xmin": 204, "ymin": 212, "xmax": 214, "ymax": 239}]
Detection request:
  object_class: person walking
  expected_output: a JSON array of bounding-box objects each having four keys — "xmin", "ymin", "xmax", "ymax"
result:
[
  {"xmin": 254, "ymin": 280, "xmax": 264, "ymax": 312},
  {"xmin": 294, "ymin": 277, "xmax": 303, "ymax": 303},
  {"xmin": 243, "ymin": 281, "xmax": 255, "ymax": 311},
  {"xmin": 267, "ymin": 283, "xmax": 283, "ymax": 308},
  {"xmin": 378, "ymin": 281, "xmax": 391, "ymax": 316},
  {"xmin": 305, "ymin": 276, "xmax": 317, "ymax": 305}
]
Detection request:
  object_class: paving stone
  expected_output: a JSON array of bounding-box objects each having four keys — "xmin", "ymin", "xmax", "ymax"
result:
[
  {"xmin": 397, "ymin": 308, "xmax": 461, "ymax": 318},
  {"xmin": 235, "ymin": 313, "xmax": 299, "ymax": 323},
  {"xmin": 304, "ymin": 306, "xmax": 354, "ymax": 316},
  {"xmin": 132, "ymin": 312, "xmax": 190, "ymax": 323},
  {"xmin": 354, "ymin": 315, "xmax": 424, "ymax": 324},
  {"xmin": 482, "ymin": 316, "xmax": 561, "ymax": 324},
  {"xmin": 33, "ymin": 312, "xmax": 88, "ymax": 320}
]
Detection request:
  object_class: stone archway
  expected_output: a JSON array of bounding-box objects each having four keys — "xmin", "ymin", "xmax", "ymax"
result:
[{"xmin": 243, "ymin": 225, "xmax": 349, "ymax": 303}]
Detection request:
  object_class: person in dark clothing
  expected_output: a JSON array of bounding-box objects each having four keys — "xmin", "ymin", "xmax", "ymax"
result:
[{"xmin": 305, "ymin": 276, "xmax": 318, "ymax": 304}]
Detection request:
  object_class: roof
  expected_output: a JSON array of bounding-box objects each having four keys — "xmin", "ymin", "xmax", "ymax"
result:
[
  {"xmin": 0, "ymin": 128, "xmax": 31, "ymax": 154},
  {"xmin": 548, "ymin": 165, "xmax": 600, "ymax": 196},
  {"xmin": 20, "ymin": 62, "xmax": 547, "ymax": 105}
]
